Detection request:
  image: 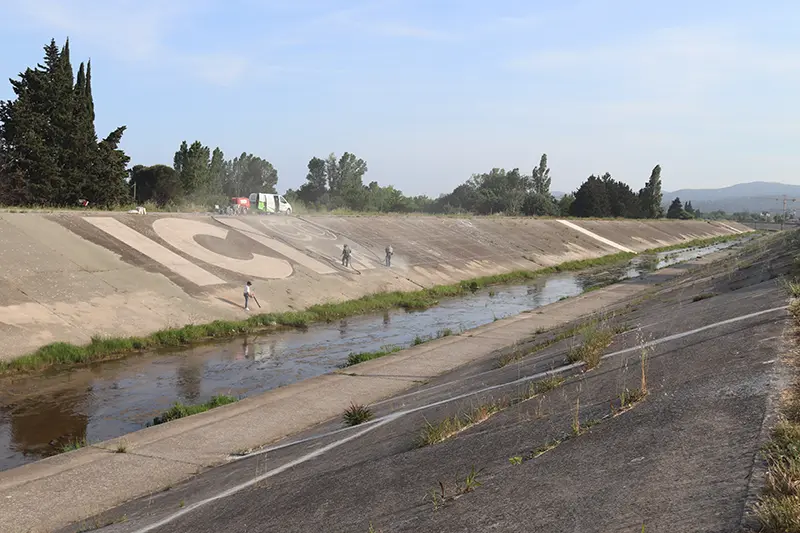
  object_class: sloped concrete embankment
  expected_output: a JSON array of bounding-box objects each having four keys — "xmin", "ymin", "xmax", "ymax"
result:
[{"xmin": 0, "ymin": 213, "xmax": 749, "ymax": 360}]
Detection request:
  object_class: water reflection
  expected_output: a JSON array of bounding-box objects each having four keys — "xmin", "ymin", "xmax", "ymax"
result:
[{"xmin": 0, "ymin": 238, "xmax": 745, "ymax": 471}]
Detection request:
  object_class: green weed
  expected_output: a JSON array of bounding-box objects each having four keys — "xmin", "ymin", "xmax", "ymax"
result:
[
  {"xmin": 419, "ymin": 402, "xmax": 504, "ymax": 446},
  {"xmin": 620, "ymin": 388, "xmax": 647, "ymax": 409},
  {"xmin": 567, "ymin": 324, "xmax": 614, "ymax": 369},
  {"xmin": 786, "ymin": 280, "xmax": 800, "ymax": 298},
  {"xmin": 343, "ymin": 403, "xmax": 374, "ymax": 426},
  {"xmin": 531, "ymin": 438, "xmax": 563, "ymax": 458},
  {"xmin": 463, "ymin": 466, "xmax": 483, "ymax": 493},
  {"xmin": 149, "ymin": 395, "xmax": 238, "ymax": 426},
  {"xmin": 59, "ymin": 437, "xmax": 88, "ymax": 453},
  {"xmin": 529, "ymin": 375, "xmax": 566, "ymax": 396},
  {"xmin": 509, "ymin": 456, "xmax": 523, "ymax": 465},
  {"xmin": 341, "ymin": 346, "xmax": 401, "ymax": 367}
]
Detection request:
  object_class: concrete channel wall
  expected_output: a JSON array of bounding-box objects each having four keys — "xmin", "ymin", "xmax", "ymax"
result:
[{"xmin": 0, "ymin": 213, "xmax": 750, "ymax": 360}]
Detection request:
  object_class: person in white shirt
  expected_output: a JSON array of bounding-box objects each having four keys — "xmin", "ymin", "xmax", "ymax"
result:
[{"xmin": 244, "ymin": 281, "xmax": 253, "ymax": 311}]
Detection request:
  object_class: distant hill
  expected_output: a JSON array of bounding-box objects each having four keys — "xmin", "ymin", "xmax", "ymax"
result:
[{"xmin": 663, "ymin": 182, "xmax": 800, "ymax": 214}]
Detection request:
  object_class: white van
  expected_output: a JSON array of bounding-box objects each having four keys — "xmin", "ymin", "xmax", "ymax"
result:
[{"xmin": 249, "ymin": 193, "xmax": 293, "ymax": 215}]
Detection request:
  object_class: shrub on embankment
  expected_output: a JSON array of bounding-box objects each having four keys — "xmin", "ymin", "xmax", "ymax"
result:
[{"xmin": 0, "ymin": 233, "xmax": 745, "ymax": 375}]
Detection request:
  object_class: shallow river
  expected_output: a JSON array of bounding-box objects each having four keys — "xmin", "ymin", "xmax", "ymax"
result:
[{"xmin": 0, "ymin": 240, "xmax": 744, "ymax": 471}]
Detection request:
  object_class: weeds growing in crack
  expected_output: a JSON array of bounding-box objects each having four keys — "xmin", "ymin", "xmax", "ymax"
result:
[
  {"xmin": 425, "ymin": 467, "xmax": 484, "ymax": 511},
  {"xmin": 463, "ymin": 466, "xmax": 483, "ymax": 492},
  {"xmin": 343, "ymin": 403, "xmax": 374, "ymax": 426},
  {"xmin": 419, "ymin": 402, "xmax": 504, "ymax": 446},
  {"xmin": 115, "ymin": 440, "xmax": 128, "ymax": 454},
  {"xmin": 531, "ymin": 438, "xmax": 563, "ymax": 458},
  {"xmin": 692, "ymin": 292, "xmax": 717, "ymax": 302},
  {"xmin": 509, "ymin": 456, "xmax": 523, "ymax": 465},
  {"xmin": 785, "ymin": 280, "xmax": 800, "ymax": 298},
  {"xmin": 529, "ymin": 375, "xmax": 565, "ymax": 396},
  {"xmin": 419, "ymin": 376, "xmax": 566, "ymax": 447},
  {"xmin": 572, "ymin": 397, "xmax": 582, "ymax": 436},
  {"xmin": 567, "ymin": 323, "xmax": 613, "ymax": 369}
]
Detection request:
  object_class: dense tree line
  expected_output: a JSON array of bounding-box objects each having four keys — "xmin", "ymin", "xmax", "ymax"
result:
[
  {"xmin": 287, "ymin": 152, "xmax": 431, "ymax": 213},
  {"xmin": 0, "ymin": 38, "xmax": 714, "ymax": 222},
  {"xmin": 566, "ymin": 165, "xmax": 664, "ymax": 218},
  {"xmin": 130, "ymin": 141, "xmax": 278, "ymax": 206},
  {"xmin": 0, "ymin": 39, "xmax": 129, "ymax": 207}
]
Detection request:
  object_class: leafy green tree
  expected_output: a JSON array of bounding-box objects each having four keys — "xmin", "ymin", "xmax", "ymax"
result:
[
  {"xmin": 570, "ymin": 175, "xmax": 611, "ymax": 217},
  {"xmin": 666, "ymin": 197, "xmax": 685, "ymax": 219},
  {"xmin": 173, "ymin": 140, "xmax": 211, "ymax": 195},
  {"xmin": 684, "ymin": 201, "xmax": 694, "ymax": 215},
  {"xmin": 558, "ymin": 193, "xmax": 575, "ymax": 216},
  {"xmin": 223, "ymin": 153, "xmax": 278, "ymax": 197},
  {"xmin": 322, "ymin": 152, "xmax": 368, "ymax": 209},
  {"xmin": 531, "ymin": 153, "xmax": 551, "ymax": 196},
  {"xmin": 639, "ymin": 164, "xmax": 664, "ymax": 218},
  {"xmin": 434, "ymin": 183, "xmax": 481, "ymax": 213},
  {"xmin": 522, "ymin": 192, "xmax": 559, "ymax": 216},
  {"xmin": 208, "ymin": 148, "xmax": 226, "ymax": 194},
  {"xmin": 602, "ymin": 173, "xmax": 641, "ymax": 218},
  {"xmin": 90, "ymin": 126, "xmax": 131, "ymax": 207},
  {"xmin": 130, "ymin": 164, "xmax": 182, "ymax": 206},
  {"xmin": 297, "ymin": 156, "xmax": 328, "ymax": 205}
]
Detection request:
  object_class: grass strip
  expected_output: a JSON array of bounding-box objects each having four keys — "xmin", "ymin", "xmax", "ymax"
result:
[{"xmin": 148, "ymin": 395, "xmax": 238, "ymax": 426}]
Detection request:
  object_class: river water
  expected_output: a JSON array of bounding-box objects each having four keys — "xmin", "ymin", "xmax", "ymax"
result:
[{"xmin": 0, "ymin": 240, "xmax": 744, "ymax": 471}]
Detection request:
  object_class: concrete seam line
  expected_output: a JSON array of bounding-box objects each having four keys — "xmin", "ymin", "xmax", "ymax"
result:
[
  {"xmin": 131, "ymin": 415, "xmax": 400, "ymax": 533},
  {"xmin": 238, "ymin": 304, "xmax": 789, "ymax": 462}
]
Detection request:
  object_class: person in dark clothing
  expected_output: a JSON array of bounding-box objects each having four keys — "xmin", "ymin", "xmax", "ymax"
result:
[{"xmin": 385, "ymin": 244, "xmax": 393, "ymax": 267}]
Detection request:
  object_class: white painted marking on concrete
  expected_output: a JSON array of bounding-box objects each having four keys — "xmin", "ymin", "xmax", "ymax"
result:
[
  {"xmin": 599, "ymin": 305, "xmax": 788, "ymax": 362},
  {"xmin": 85, "ymin": 218, "xmax": 226, "ymax": 286},
  {"xmin": 716, "ymin": 222, "xmax": 745, "ymax": 235},
  {"xmin": 153, "ymin": 218, "xmax": 293, "ymax": 279},
  {"xmin": 131, "ymin": 416, "xmax": 398, "ymax": 533},
  {"xmin": 557, "ymin": 220, "xmax": 636, "ymax": 253},
  {"xmin": 217, "ymin": 218, "xmax": 336, "ymax": 274},
  {"xmin": 134, "ymin": 305, "xmax": 788, "ymax": 531}
]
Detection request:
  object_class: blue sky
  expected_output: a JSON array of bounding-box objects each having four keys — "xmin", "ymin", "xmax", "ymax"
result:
[{"xmin": 1, "ymin": 0, "xmax": 798, "ymax": 197}]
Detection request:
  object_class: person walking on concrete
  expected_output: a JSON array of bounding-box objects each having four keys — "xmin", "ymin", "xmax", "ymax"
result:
[
  {"xmin": 385, "ymin": 244, "xmax": 393, "ymax": 267},
  {"xmin": 341, "ymin": 244, "xmax": 352, "ymax": 268},
  {"xmin": 244, "ymin": 281, "xmax": 253, "ymax": 311}
]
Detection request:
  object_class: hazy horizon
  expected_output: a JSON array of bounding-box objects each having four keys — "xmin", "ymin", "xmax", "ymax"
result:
[{"xmin": 1, "ymin": 0, "xmax": 798, "ymax": 197}]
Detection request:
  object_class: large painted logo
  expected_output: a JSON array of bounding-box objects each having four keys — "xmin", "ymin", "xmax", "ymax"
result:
[{"xmin": 83, "ymin": 216, "xmax": 352, "ymax": 286}]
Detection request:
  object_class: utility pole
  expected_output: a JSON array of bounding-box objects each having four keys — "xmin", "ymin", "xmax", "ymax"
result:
[{"xmin": 753, "ymin": 195, "xmax": 798, "ymax": 230}]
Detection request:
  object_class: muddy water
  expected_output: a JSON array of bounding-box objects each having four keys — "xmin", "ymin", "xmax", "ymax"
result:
[{"xmin": 0, "ymin": 240, "xmax": 744, "ymax": 471}]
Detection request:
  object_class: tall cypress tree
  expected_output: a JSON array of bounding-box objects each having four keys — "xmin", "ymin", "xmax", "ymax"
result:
[{"xmin": 0, "ymin": 39, "xmax": 129, "ymax": 207}]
